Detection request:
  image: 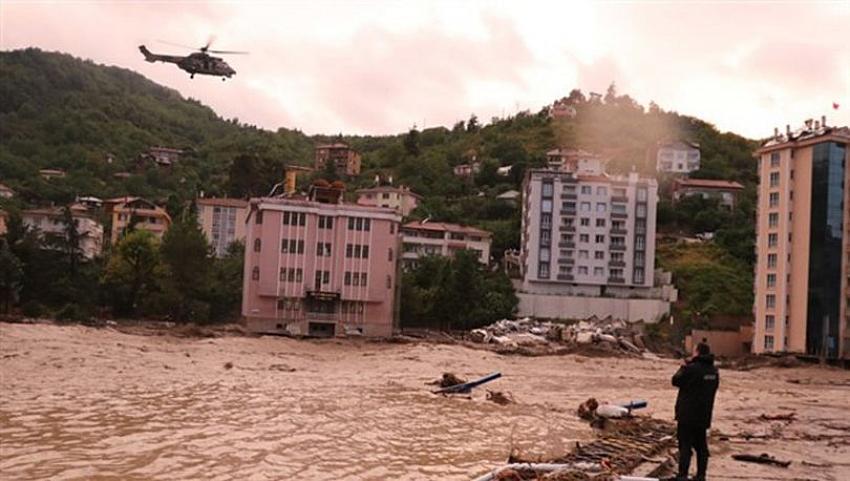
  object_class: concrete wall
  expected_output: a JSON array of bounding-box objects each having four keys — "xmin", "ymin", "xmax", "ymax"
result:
[
  {"xmin": 516, "ymin": 291, "xmax": 670, "ymax": 323},
  {"xmin": 685, "ymin": 327, "xmax": 754, "ymax": 358}
]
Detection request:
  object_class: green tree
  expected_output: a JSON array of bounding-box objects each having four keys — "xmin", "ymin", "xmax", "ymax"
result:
[
  {"xmin": 403, "ymin": 127, "xmax": 420, "ymax": 156},
  {"xmin": 160, "ymin": 213, "xmax": 213, "ymax": 321},
  {"xmin": 207, "ymin": 241, "xmax": 245, "ymax": 323},
  {"xmin": 0, "ymin": 240, "xmax": 23, "ymax": 313},
  {"xmin": 101, "ymin": 230, "xmax": 163, "ymax": 316}
]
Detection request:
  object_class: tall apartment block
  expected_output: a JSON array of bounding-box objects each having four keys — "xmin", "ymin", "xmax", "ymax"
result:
[
  {"xmin": 753, "ymin": 118, "xmax": 850, "ymax": 359},
  {"xmin": 520, "ymin": 155, "xmax": 658, "ymax": 296},
  {"xmin": 196, "ymin": 198, "xmax": 249, "ymax": 257},
  {"xmin": 241, "ymin": 183, "xmax": 401, "ymax": 337}
]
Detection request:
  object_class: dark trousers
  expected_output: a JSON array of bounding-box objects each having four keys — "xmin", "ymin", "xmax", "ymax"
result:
[{"xmin": 677, "ymin": 423, "xmax": 708, "ymax": 480}]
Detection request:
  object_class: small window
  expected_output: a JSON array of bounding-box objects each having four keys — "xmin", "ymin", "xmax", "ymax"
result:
[
  {"xmin": 252, "ymin": 266, "xmax": 260, "ymax": 280},
  {"xmin": 593, "ymin": 267, "xmax": 604, "ymax": 276},
  {"xmin": 767, "ymin": 253, "xmax": 777, "ymax": 268},
  {"xmin": 767, "ymin": 273, "xmax": 776, "ymax": 288},
  {"xmin": 595, "ymin": 235, "xmax": 604, "ymax": 243},
  {"xmin": 594, "ymin": 251, "xmax": 604, "ymax": 260},
  {"xmin": 386, "ymin": 275, "xmax": 392, "ymax": 289},
  {"xmin": 581, "ymin": 186, "xmax": 592, "ymax": 195},
  {"xmin": 764, "ymin": 335, "xmax": 774, "ymax": 351},
  {"xmin": 768, "ymin": 233, "xmax": 778, "ymax": 247},
  {"xmin": 769, "ymin": 172, "xmax": 780, "ymax": 188},
  {"xmin": 769, "ymin": 192, "xmax": 779, "ymax": 207},
  {"xmin": 770, "ymin": 152, "xmax": 780, "ymax": 168},
  {"xmin": 253, "ymin": 238, "xmax": 262, "ymax": 252},
  {"xmin": 580, "ymin": 234, "xmax": 589, "ymax": 242},
  {"xmin": 596, "ymin": 186, "xmax": 607, "ymax": 196},
  {"xmin": 362, "ymin": 246, "xmax": 369, "ymax": 258},
  {"xmin": 344, "ymin": 272, "xmax": 352, "ymax": 286},
  {"xmin": 596, "ymin": 218, "xmax": 606, "ymax": 227},
  {"xmin": 389, "ymin": 248, "xmax": 394, "ymax": 262},
  {"xmin": 765, "ymin": 315, "xmax": 775, "ymax": 330},
  {"xmin": 255, "ymin": 211, "xmax": 263, "ymax": 224},
  {"xmin": 768, "ymin": 213, "xmax": 779, "ymax": 228},
  {"xmin": 766, "ymin": 294, "xmax": 776, "ymax": 309},
  {"xmin": 580, "ymin": 218, "xmax": 590, "ymax": 226}
]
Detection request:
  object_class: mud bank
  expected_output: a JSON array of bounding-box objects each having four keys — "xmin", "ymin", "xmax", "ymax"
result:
[{"xmin": 1, "ymin": 323, "xmax": 848, "ymax": 480}]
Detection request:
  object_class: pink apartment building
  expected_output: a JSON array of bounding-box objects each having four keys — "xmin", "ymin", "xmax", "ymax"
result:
[{"xmin": 242, "ymin": 185, "xmax": 402, "ymax": 337}]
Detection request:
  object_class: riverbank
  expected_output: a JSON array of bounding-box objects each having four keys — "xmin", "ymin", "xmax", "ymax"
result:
[{"xmin": 1, "ymin": 322, "xmax": 848, "ymax": 480}]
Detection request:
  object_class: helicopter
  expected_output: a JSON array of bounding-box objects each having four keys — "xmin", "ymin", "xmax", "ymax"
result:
[{"xmin": 138, "ymin": 40, "xmax": 246, "ymax": 80}]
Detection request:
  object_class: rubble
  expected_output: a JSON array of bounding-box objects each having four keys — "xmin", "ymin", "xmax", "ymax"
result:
[
  {"xmin": 732, "ymin": 453, "xmax": 792, "ymax": 468},
  {"xmin": 427, "ymin": 372, "xmax": 467, "ymax": 388},
  {"xmin": 486, "ymin": 390, "xmax": 514, "ymax": 405},
  {"xmin": 465, "ymin": 317, "xmax": 656, "ymax": 357}
]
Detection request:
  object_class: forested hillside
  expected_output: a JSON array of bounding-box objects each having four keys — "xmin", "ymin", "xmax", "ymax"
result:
[{"xmin": 0, "ymin": 49, "xmax": 760, "ymax": 328}]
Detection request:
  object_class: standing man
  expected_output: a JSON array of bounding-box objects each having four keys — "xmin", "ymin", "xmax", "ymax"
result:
[{"xmin": 672, "ymin": 342, "xmax": 719, "ymax": 481}]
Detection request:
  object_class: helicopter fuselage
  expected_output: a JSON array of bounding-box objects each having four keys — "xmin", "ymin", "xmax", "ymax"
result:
[{"xmin": 139, "ymin": 46, "xmax": 235, "ymax": 79}]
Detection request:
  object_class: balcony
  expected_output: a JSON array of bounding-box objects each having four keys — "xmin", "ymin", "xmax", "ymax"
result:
[
  {"xmin": 611, "ymin": 195, "xmax": 628, "ymax": 203},
  {"xmin": 608, "ymin": 260, "xmax": 626, "ymax": 267},
  {"xmin": 561, "ymin": 193, "xmax": 577, "ymax": 200},
  {"xmin": 557, "ymin": 274, "xmax": 575, "ymax": 281},
  {"xmin": 611, "ymin": 212, "xmax": 628, "ymax": 219},
  {"xmin": 305, "ymin": 312, "xmax": 339, "ymax": 322},
  {"xmin": 561, "ymin": 207, "xmax": 577, "ymax": 215},
  {"xmin": 558, "ymin": 241, "xmax": 576, "ymax": 248},
  {"xmin": 558, "ymin": 257, "xmax": 575, "ymax": 265},
  {"xmin": 610, "ymin": 228, "xmax": 627, "ymax": 235},
  {"xmin": 610, "ymin": 244, "xmax": 626, "ymax": 251},
  {"xmin": 607, "ymin": 277, "xmax": 626, "ymax": 284},
  {"xmin": 561, "ymin": 225, "xmax": 576, "ymax": 232}
]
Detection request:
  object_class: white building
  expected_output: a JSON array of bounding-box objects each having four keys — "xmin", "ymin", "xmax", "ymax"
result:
[
  {"xmin": 196, "ymin": 198, "xmax": 250, "ymax": 257},
  {"xmin": 655, "ymin": 141, "xmax": 700, "ymax": 174},
  {"xmin": 517, "ymin": 159, "xmax": 675, "ymax": 322},
  {"xmin": 401, "ymin": 221, "xmax": 492, "ymax": 269},
  {"xmin": 21, "ymin": 204, "xmax": 103, "ymax": 259},
  {"xmin": 355, "ymin": 185, "xmax": 422, "ymax": 217}
]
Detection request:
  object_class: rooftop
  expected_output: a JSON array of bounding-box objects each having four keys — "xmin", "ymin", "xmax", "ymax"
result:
[
  {"xmin": 758, "ymin": 119, "xmax": 850, "ymax": 153},
  {"xmin": 402, "ymin": 220, "xmax": 491, "ymax": 237},
  {"xmin": 315, "ymin": 142, "xmax": 353, "ymax": 150},
  {"xmin": 355, "ymin": 185, "xmax": 422, "ymax": 199},
  {"xmin": 674, "ymin": 178, "xmax": 744, "ymax": 190},
  {"xmin": 196, "ymin": 197, "xmax": 249, "ymax": 208}
]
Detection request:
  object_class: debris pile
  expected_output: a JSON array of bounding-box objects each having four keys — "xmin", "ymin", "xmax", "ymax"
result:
[
  {"xmin": 467, "ymin": 318, "xmax": 652, "ymax": 357},
  {"xmin": 477, "ymin": 417, "xmax": 677, "ymax": 481}
]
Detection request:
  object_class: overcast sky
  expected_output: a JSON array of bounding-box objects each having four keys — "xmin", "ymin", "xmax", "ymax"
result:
[{"xmin": 2, "ymin": 1, "xmax": 848, "ymax": 139}]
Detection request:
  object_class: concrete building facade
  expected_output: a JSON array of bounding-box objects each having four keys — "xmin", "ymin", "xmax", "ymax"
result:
[
  {"xmin": 196, "ymin": 198, "xmax": 249, "ymax": 257},
  {"xmin": 400, "ymin": 221, "xmax": 492, "ymax": 268},
  {"xmin": 21, "ymin": 204, "xmax": 103, "ymax": 259},
  {"xmin": 517, "ymin": 158, "xmax": 672, "ymax": 322},
  {"xmin": 672, "ymin": 178, "xmax": 745, "ymax": 209},
  {"xmin": 753, "ymin": 118, "xmax": 850, "ymax": 360},
  {"xmin": 314, "ymin": 142, "xmax": 362, "ymax": 177},
  {"xmin": 656, "ymin": 141, "xmax": 700, "ymax": 174},
  {"xmin": 356, "ymin": 185, "xmax": 422, "ymax": 217},
  {"xmin": 106, "ymin": 197, "xmax": 172, "ymax": 245},
  {"xmin": 241, "ymin": 187, "xmax": 401, "ymax": 337}
]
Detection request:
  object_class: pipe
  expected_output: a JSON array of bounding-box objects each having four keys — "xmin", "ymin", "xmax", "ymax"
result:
[{"xmin": 434, "ymin": 372, "xmax": 502, "ymax": 394}]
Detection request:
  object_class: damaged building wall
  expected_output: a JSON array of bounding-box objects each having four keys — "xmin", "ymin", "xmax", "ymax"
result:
[{"xmin": 516, "ymin": 292, "xmax": 670, "ymax": 323}]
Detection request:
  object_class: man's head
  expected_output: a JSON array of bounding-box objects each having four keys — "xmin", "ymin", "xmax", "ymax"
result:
[{"xmin": 696, "ymin": 342, "xmax": 711, "ymax": 357}]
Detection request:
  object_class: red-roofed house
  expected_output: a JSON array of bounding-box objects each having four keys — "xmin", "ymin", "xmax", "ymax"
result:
[
  {"xmin": 314, "ymin": 142, "xmax": 361, "ymax": 176},
  {"xmin": 401, "ymin": 221, "xmax": 492, "ymax": 268},
  {"xmin": 672, "ymin": 178, "xmax": 745, "ymax": 209}
]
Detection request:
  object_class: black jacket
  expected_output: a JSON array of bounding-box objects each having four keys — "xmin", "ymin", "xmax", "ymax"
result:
[{"xmin": 672, "ymin": 354, "xmax": 719, "ymax": 428}]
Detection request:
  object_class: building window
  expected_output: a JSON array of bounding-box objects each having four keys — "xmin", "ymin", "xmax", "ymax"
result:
[
  {"xmin": 580, "ymin": 202, "xmax": 591, "ymax": 212},
  {"xmin": 579, "ymin": 234, "xmax": 589, "ymax": 242},
  {"xmin": 596, "ymin": 203, "xmax": 607, "ymax": 213},
  {"xmin": 769, "ymin": 192, "xmax": 779, "ymax": 207},
  {"xmin": 542, "ymin": 182, "xmax": 554, "ymax": 198},
  {"xmin": 539, "ymin": 263, "xmax": 550, "ymax": 278},
  {"xmin": 765, "ymin": 315, "xmax": 775, "ymax": 330},
  {"xmin": 593, "ymin": 267, "xmax": 604, "ymax": 276},
  {"xmin": 318, "ymin": 215, "xmax": 334, "ymax": 229},
  {"xmin": 637, "ymin": 188, "xmax": 647, "ymax": 202},
  {"xmin": 578, "ymin": 266, "xmax": 588, "ymax": 275},
  {"xmin": 390, "ymin": 223, "xmax": 395, "ymax": 234},
  {"xmin": 388, "ymin": 248, "xmax": 393, "ymax": 261},
  {"xmin": 611, "ymin": 252, "xmax": 624, "ymax": 262},
  {"xmin": 579, "ymin": 250, "xmax": 589, "ymax": 259},
  {"xmin": 252, "ymin": 266, "xmax": 259, "ymax": 280},
  {"xmin": 580, "ymin": 217, "xmax": 590, "ymax": 226},
  {"xmin": 542, "ymin": 199, "xmax": 553, "ymax": 213},
  {"xmin": 767, "ymin": 253, "xmax": 777, "ymax": 268},
  {"xmin": 595, "ymin": 234, "xmax": 604, "ymax": 243},
  {"xmin": 767, "ymin": 273, "xmax": 776, "ymax": 288},
  {"xmin": 769, "ymin": 172, "xmax": 780, "ymax": 188},
  {"xmin": 386, "ymin": 275, "xmax": 392, "ymax": 289},
  {"xmin": 766, "ymin": 294, "xmax": 776, "ymax": 309},
  {"xmin": 770, "ymin": 152, "xmax": 780, "ymax": 168},
  {"xmin": 581, "ymin": 186, "xmax": 592, "ymax": 195},
  {"xmin": 255, "ymin": 211, "xmax": 263, "ymax": 224},
  {"xmin": 768, "ymin": 233, "xmax": 778, "ymax": 247},
  {"xmin": 344, "ymin": 272, "xmax": 352, "ymax": 285},
  {"xmin": 611, "ymin": 268, "xmax": 623, "ymax": 278},
  {"xmin": 768, "ymin": 212, "xmax": 779, "ymax": 228},
  {"xmin": 594, "ymin": 251, "xmax": 604, "ymax": 260},
  {"xmin": 764, "ymin": 335, "xmax": 775, "ymax": 351},
  {"xmin": 636, "ymin": 204, "xmax": 647, "ymax": 217},
  {"xmin": 633, "ymin": 268, "xmax": 645, "ymax": 284},
  {"xmin": 635, "ymin": 235, "xmax": 645, "ymax": 250},
  {"xmin": 596, "ymin": 186, "xmax": 607, "ymax": 196},
  {"xmin": 596, "ymin": 218, "xmax": 606, "ymax": 227},
  {"xmin": 541, "ymin": 213, "xmax": 552, "ymax": 228},
  {"xmin": 540, "ymin": 248, "xmax": 551, "ymax": 262},
  {"xmin": 253, "ymin": 238, "xmax": 262, "ymax": 252}
]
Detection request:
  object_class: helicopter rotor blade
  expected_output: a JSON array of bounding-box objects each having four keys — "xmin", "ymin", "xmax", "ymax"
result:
[
  {"xmin": 202, "ymin": 34, "xmax": 217, "ymax": 52},
  {"xmin": 206, "ymin": 49, "xmax": 249, "ymax": 55}
]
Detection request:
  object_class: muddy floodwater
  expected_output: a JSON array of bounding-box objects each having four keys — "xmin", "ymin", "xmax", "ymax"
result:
[{"xmin": 1, "ymin": 323, "xmax": 849, "ymax": 481}]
